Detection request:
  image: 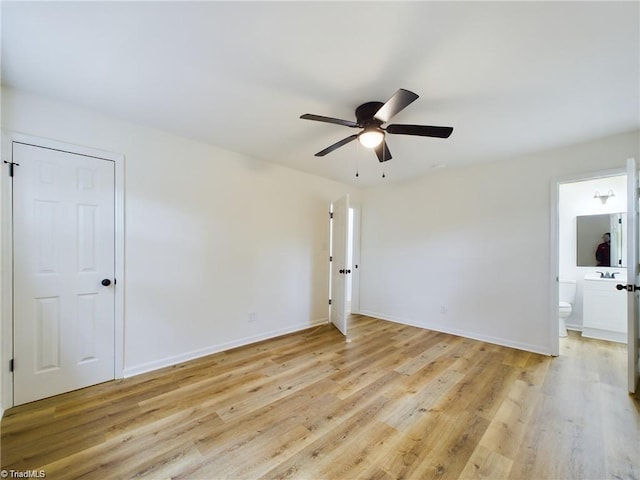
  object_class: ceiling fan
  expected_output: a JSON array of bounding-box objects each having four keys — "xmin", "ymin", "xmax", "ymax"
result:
[{"xmin": 300, "ymin": 88, "xmax": 453, "ymax": 162}]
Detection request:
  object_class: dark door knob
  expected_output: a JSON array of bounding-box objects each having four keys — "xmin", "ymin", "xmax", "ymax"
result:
[
  {"xmin": 346, "ymin": 269, "xmax": 351, "ymax": 274},
  {"xmin": 616, "ymin": 284, "xmax": 626, "ymax": 291},
  {"xmin": 339, "ymin": 269, "xmax": 345, "ymax": 274},
  {"xmin": 101, "ymin": 279, "xmax": 112, "ymax": 287}
]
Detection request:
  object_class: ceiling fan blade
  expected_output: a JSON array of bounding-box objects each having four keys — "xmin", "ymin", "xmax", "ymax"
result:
[
  {"xmin": 373, "ymin": 89, "xmax": 419, "ymax": 123},
  {"xmin": 374, "ymin": 140, "xmax": 392, "ymax": 163},
  {"xmin": 386, "ymin": 124, "xmax": 453, "ymax": 138},
  {"xmin": 300, "ymin": 114, "xmax": 359, "ymax": 128},
  {"xmin": 315, "ymin": 134, "xmax": 359, "ymax": 156}
]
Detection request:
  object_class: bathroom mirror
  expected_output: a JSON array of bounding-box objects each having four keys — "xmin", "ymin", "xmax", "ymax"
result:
[{"xmin": 576, "ymin": 213, "xmax": 626, "ymax": 267}]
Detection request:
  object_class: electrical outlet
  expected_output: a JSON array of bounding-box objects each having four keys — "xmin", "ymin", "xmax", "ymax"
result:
[
  {"xmin": 440, "ymin": 306, "xmax": 448, "ymax": 315},
  {"xmin": 248, "ymin": 312, "xmax": 257, "ymax": 323}
]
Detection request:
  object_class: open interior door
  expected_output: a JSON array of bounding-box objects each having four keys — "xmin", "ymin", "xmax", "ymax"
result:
[
  {"xmin": 330, "ymin": 195, "xmax": 349, "ymax": 336},
  {"xmin": 625, "ymin": 158, "xmax": 640, "ymax": 393}
]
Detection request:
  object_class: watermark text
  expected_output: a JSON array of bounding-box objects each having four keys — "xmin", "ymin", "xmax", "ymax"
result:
[{"xmin": 0, "ymin": 470, "xmax": 46, "ymax": 478}]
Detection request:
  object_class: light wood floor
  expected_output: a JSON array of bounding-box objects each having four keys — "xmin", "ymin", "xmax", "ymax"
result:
[{"xmin": 2, "ymin": 315, "xmax": 639, "ymax": 479}]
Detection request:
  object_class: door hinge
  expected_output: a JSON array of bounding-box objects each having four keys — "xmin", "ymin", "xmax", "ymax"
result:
[
  {"xmin": 328, "ymin": 299, "xmax": 332, "ymax": 305},
  {"xmin": 3, "ymin": 161, "xmax": 19, "ymax": 177},
  {"xmin": 329, "ymin": 256, "xmax": 333, "ymax": 262},
  {"xmin": 9, "ymin": 359, "xmax": 14, "ymax": 372},
  {"xmin": 329, "ymin": 212, "xmax": 333, "ymax": 219}
]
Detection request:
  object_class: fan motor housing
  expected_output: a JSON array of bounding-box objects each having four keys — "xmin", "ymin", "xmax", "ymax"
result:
[{"xmin": 355, "ymin": 101, "xmax": 384, "ymax": 126}]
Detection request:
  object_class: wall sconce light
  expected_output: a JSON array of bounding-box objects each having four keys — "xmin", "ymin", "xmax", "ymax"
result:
[{"xmin": 594, "ymin": 189, "xmax": 615, "ymax": 204}]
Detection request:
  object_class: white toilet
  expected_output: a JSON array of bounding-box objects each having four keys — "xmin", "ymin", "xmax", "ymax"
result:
[{"xmin": 559, "ymin": 279, "xmax": 576, "ymax": 337}]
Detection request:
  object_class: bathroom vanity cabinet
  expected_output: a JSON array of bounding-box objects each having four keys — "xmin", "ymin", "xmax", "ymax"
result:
[{"xmin": 582, "ymin": 277, "xmax": 627, "ymax": 343}]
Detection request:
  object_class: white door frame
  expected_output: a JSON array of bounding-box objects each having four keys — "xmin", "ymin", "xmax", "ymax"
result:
[
  {"xmin": 1, "ymin": 132, "xmax": 125, "ymax": 409},
  {"xmin": 350, "ymin": 204, "xmax": 362, "ymax": 315},
  {"xmin": 550, "ymin": 166, "xmax": 626, "ymax": 357}
]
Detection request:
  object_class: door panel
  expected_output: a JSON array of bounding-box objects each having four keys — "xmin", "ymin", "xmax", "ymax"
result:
[
  {"xmin": 330, "ymin": 195, "xmax": 349, "ymax": 336},
  {"xmin": 13, "ymin": 143, "xmax": 116, "ymax": 405},
  {"xmin": 35, "ymin": 297, "xmax": 61, "ymax": 372},
  {"xmin": 626, "ymin": 158, "xmax": 639, "ymax": 394}
]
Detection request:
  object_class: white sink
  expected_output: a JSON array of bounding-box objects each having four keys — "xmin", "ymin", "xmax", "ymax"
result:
[{"xmin": 584, "ymin": 273, "xmax": 627, "ymax": 282}]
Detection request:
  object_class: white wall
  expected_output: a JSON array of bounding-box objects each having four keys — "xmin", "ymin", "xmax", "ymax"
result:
[
  {"xmin": 1, "ymin": 87, "xmax": 360, "ymax": 394},
  {"xmin": 359, "ymin": 130, "xmax": 640, "ymax": 354},
  {"xmin": 559, "ymin": 175, "xmax": 627, "ymax": 328}
]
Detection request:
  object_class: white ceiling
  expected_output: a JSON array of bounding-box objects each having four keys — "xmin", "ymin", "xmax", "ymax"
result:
[{"xmin": 2, "ymin": 1, "xmax": 639, "ymax": 187}]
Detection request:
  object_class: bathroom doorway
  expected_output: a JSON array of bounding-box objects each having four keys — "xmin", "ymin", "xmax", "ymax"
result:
[{"xmin": 554, "ymin": 169, "xmax": 628, "ymax": 355}]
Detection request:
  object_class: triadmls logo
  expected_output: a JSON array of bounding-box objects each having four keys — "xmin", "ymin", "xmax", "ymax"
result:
[{"xmin": 0, "ymin": 471, "xmax": 46, "ymax": 479}]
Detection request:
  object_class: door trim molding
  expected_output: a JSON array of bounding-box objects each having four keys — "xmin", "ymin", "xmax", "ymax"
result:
[{"xmin": 1, "ymin": 131, "xmax": 125, "ymax": 410}]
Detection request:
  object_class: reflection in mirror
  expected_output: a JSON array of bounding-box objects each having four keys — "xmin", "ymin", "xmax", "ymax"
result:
[{"xmin": 576, "ymin": 213, "xmax": 626, "ymax": 267}]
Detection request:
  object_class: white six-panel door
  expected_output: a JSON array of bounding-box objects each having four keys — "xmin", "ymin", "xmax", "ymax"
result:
[{"xmin": 13, "ymin": 143, "xmax": 116, "ymax": 405}]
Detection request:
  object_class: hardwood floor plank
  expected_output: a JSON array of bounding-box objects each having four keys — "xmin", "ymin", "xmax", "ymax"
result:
[
  {"xmin": 474, "ymin": 379, "xmax": 540, "ymax": 461},
  {"xmin": 332, "ymin": 344, "xmax": 411, "ymax": 399},
  {"xmin": 380, "ymin": 410, "xmax": 490, "ymax": 480},
  {"xmin": 509, "ymin": 370, "xmax": 607, "ymax": 479},
  {"xmin": 383, "ymin": 367, "xmax": 464, "ymax": 432},
  {"xmin": 300, "ymin": 369, "xmax": 403, "ymax": 437},
  {"xmin": 192, "ymin": 421, "xmax": 312, "ymax": 478},
  {"xmin": 214, "ymin": 361, "xmax": 338, "ymax": 421},
  {"xmin": 0, "ymin": 406, "xmax": 55, "ymax": 435},
  {"xmin": 394, "ymin": 337, "xmax": 463, "ymax": 376},
  {"xmin": 260, "ymin": 396, "xmax": 397, "ymax": 479},
  {"xmin": 599, "ymin": 382, "xmax": 640, "ymax": 480},
  {"xmin": 458, "ymin": 444, "xmax": 513, "ymax": 480},
  {"xmin": 517, "ymin": 350, "xmax": 551, "ymax": 387},
  {"xmin": 312, "ymin": 421, "xmax": 400, "ymax": 480}
]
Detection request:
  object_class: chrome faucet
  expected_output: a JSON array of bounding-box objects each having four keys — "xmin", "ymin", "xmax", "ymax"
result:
[{"xmin": 596, "ymin": 271, "xmax": 620, "ymax": 279}]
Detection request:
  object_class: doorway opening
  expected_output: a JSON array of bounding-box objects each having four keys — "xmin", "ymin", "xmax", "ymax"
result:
[
  {"xmin": 346, "ymin": 207, "xmax": 355, "ymax": 314},
  {"xmin": 555, "ymin": 170, "xmax": 628, "ymax": 356},
  {"xmin": 328, "ymin": 198, "xmax": 360, "ymax": 337}
]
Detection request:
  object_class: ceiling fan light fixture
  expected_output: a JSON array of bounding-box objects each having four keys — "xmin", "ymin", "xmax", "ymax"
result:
[
  {"xmin": 301, "ymin": 88, "xmax": 452, "ymax": 159},
  {"xmin": 358, "ymin": 128, "xmax": 384, "ymax": 148}
]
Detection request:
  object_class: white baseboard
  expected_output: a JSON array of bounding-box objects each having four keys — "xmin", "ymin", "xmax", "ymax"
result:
[
  {"xmin": 581, "ymin": 327, "xmax": 627, "ymax": 344},
  {"xmin": 123, "ymin": 318, "xmax": 328, "ymax": 378},
  {"xmin": 358, "ymin": 310, "xmax": 553, "ymax": 356}
]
